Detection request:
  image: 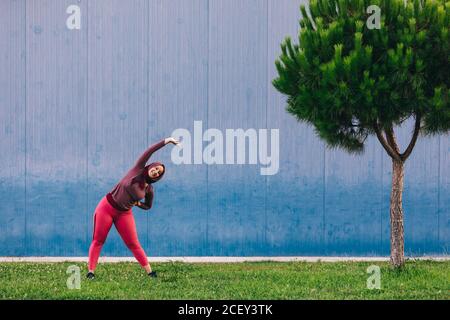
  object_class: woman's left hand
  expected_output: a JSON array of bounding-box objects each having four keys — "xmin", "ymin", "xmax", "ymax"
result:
[{"xmin": 165, "ymin": 137, "xmax": 181, "ymax": 146}]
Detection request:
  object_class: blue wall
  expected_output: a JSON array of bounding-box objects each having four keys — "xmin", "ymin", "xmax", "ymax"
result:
[{"xmin": 0, "ymin": 0, "xmax": 448, "ymax": 256}]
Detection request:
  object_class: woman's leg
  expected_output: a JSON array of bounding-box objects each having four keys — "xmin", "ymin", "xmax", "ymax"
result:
[
  {"xmin": 114, "ymin": 212, "xmax": 151, "ymax": 273},
  {"xmin": 88, "ymin": 202, "xmax": 114, "ymax": 272}
]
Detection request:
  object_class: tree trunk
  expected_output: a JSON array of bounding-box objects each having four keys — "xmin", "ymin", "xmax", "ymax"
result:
[{"xmin": 390, "ymin": 159, "xmax": 405, "ymax": 268}]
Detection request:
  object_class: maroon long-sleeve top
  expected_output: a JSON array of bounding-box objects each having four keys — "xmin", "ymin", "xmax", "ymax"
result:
[{"xmin": 107, "ymin": 139, "xmax": 166, "ymax": 211}]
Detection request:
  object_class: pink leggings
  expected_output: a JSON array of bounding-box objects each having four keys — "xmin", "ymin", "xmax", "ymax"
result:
[{"xmin": 88, "ymin": 196, "xmax": 148, "ymax": 271}]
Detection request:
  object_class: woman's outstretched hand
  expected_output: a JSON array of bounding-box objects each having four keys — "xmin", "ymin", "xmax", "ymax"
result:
[{"xmin": 164, "ymin": 137, "xmax": 181, "ymax": 146}]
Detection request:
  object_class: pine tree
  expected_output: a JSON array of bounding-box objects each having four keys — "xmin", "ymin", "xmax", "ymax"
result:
[{"xmin": 273, "ymin": 0, "xmax": 449, "ymax": 267}]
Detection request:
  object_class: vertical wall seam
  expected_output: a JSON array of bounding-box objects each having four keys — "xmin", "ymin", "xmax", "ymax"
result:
[
  {"xmin": 322, "ymin": 144, "xmax": 326, "ymax": 254},
  {"xmin": 380, "ymin": 145, "xmax": 384, "ymax": 254},
  {"xmin": 264, "ymin": 0, "xmax": 268, "ymax": 247},
  {"xmin": 86, "ymin": 0, "xmax": 90, "ymax": 249},
  {"xmin": 437, "ymin": 135, "xmax": 441, "ymax": 245},
  {"xmin": 24, "ymin": 0, "xmax": 28, "ymax": 256},
  {"xmin": 146, "ymin": 0, "xmax": 150, "ymax": 252},
  {"xmin": 205, "ymin": 0, "xmax": 210, "ymax": 253}
]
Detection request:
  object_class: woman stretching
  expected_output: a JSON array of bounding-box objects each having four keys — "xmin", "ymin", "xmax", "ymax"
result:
[{"xmin": 87, "ymin": 137, "xmax": 180, "ymax": 280}]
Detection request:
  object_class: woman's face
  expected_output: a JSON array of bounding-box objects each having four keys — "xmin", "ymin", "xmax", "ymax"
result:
[{"xmin": 148, "ymin": 165, "xmax": 164, "ymax": 179}]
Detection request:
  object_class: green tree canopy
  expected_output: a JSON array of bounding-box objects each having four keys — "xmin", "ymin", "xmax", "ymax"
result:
[{"xmin": 274, "ymin": 0, "xmax": 449, "ymax": 159}]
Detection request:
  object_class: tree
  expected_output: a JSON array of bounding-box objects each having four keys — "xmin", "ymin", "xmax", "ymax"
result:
[{"xmin": 273, "ymin": 0, "xmax": 449, "ymax": 267}]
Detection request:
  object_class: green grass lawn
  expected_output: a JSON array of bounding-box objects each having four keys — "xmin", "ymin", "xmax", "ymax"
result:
[{"xmin": 0, "ymin": 260, "xmax": 449, "ymax": 299}]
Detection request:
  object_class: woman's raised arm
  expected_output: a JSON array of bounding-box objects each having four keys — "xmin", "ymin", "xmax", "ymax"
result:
[
  {"xmin": 133, "ymin": 137, "xmax": 180, "ymax": 169},
  {"xmin": 133, "ymin": 139, "xmax": 166, "ymax": 169}
]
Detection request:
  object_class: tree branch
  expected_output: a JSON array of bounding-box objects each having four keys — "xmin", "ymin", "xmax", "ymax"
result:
[
  {"xmin": 385, "ymin": 127, "xmax": 401, "ymax": 154},
  {"xmin": 373, "ymin": 122, "xmax": 401, "ymax": 161},
  {"xmin": 400, "ymin": 114, "xmax": 421, "ymax": 161}
]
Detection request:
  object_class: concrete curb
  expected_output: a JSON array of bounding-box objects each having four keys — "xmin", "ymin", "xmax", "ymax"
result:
[{"xmin": 0, "ymin": 256, "xmax": 448, "ymax": 263}]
